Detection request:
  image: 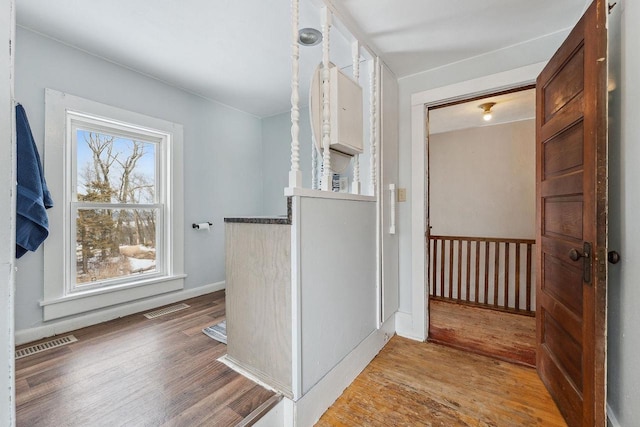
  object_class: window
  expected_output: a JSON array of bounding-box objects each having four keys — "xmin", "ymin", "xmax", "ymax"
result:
[{"xmin": 43, "ymin": 90, "xmax": 184, "ymax": 321}]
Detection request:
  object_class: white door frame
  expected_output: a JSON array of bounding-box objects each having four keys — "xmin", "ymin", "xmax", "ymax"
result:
[
  {"xmin": 406, "ymin": 62, "xmax": 545, "ymax": 341},
  {"xmin": 1, "ymin": 0, "xmax": 16, "ymax": 425}
]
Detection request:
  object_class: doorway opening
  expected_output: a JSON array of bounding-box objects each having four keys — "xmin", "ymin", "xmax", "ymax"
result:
[{"xmin": 426, "ymin": 85, "xmax": 537, "ymax": 367}]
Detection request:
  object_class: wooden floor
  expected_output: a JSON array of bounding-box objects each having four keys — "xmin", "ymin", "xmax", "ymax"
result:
[
  {"xmin": 317, "ymin": 336, "xmax": 566, "ymax": 427},
  {"xmin": 15, "ymin": 292, "xmax": 275, "ymax": 427},
  {"xmin": 428, "ymin": 299, "xmax": 536, "ymax": 367}
]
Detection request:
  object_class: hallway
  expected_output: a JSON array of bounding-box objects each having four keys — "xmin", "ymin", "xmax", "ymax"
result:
[
  {"xmin": 428, "ymin": 299, "xmax": 536, "ymax": 367},
  {"xmin": 318, "ymin": 336, "xmax": 565, "ymax": 426}
]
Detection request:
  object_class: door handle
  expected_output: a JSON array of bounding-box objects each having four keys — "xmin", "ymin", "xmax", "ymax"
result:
[
  {"xmin": 608, "ymin": 251, "xmax": 621, "ymax": 264},
  {"xmin": 389, "ymin": 184, "xmax": 396, "ymax": 235},
  {"xmin": 569, "ymin": 248, "xmax": 587, "ymax": 261},
  {"xmin": 569, "ymin": 242, "xmax": 592, "ymax": 283}
]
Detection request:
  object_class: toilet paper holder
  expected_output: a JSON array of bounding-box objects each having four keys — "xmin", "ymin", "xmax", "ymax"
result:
[{"xmin": 192, "ymin": 222, "xmax": 213, "ymax": 229}]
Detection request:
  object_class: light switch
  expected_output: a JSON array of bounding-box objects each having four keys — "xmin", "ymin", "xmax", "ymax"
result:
[{"xmin": 397, "ymin": 188, "xmax": 407, "ymax": 202}]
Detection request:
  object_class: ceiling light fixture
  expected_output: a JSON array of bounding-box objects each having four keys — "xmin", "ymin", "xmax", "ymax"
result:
[
  {"xmin": 479, "ymin": 102, "xmax": 496, "ymax": 121},
  {"xmin": 298, "ymin": 28, "xmax": 322, "ymax": 46}
]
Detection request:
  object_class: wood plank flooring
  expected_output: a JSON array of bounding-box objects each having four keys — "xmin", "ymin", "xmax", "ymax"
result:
[
  {"xmin": 429, "ymin": 299, "xmax": 536, "ymax": 366},
  {"xmin": 15, "ymin": 291, "xmax": 275, "ymax": 427},
  {"xmin": 317, "ymin": 336, "xmax": 566, "ymax": 427}
]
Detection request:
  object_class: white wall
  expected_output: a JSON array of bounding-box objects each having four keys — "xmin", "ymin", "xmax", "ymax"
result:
[
  {"xmin": 396, "ymin": 31, "xmax": 570, "ymax": 313},
  {"xmin": 606, "ymin": 1, "xmax": 640, "ymax": 425},
  {"xmin": 13, "ymin": 28, "xmax": 264, "ymax": 331},
  {"xmin": 429, "ymin": 120, "xmax": 535, "ymax": 238},
  {"xmin": 0, "ymin": 0, "xmax": 15, "ymax": 425}
]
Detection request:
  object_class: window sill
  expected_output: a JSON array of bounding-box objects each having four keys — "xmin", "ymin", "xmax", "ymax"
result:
[{"xmin": 40, "ymin": 274, "xmax": 187, "ymax": 321}]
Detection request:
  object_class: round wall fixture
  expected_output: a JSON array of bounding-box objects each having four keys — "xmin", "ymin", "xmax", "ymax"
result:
[{"xmin": 298, "ymin": 28, "xmax": 322, "ymax": 46}]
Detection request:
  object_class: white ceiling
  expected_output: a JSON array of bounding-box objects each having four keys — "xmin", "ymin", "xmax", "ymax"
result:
[
  {"xmin": 429, "ymin": 88, "xmax": 536, "ymax": 135},
  {"xmin": 16, "ymin": 0, "xmax": 587, "ymax": 118},
  {"xmin": 331, "ymin": 0, "xmax": 588, "ymax": 78}
]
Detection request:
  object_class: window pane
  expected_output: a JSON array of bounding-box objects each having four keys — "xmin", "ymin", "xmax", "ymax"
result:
[
  {"xmin": 76, "ymin": 208, "xmax": 159, "ymax": 286},
  {"xmin": 76, "ymin": 130, "xmax": 156, "ymax": 204}
]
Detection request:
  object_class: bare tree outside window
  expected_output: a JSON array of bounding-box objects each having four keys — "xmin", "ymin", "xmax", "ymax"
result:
[{"xmin": 75, "ymin": 130, "xmax": 158, "ymax": 285}]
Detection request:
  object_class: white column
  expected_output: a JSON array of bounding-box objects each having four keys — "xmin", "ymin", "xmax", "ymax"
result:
[
  {"xmin": 311, "ymin": 139, "xmax": 318, "ymax": 189},
  {"xmin": 320, "ymin": 7, "xmax": 332, "ymax": 191},
  {"xmin": 351, "ymin": 41, "xmax": 361, "ymax": 195},
  {"xmin": 288, "ymin": 0, "xmax": 302, "ymax": 188},
  {"xmin": 369, "ymin": 58, "xmax": 378, "ymax": 195}
]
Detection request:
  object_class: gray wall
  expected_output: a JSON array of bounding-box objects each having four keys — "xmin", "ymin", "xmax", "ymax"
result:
[
  {"xmin": 429, "ymin": 120, "xmax": 536, "ymax": 238},
  {"xmin": 261, "ymin": 108, "xmax": 312, "ymax": 215},
  {"xmin": 395, "ymin": 30, "xmax": 571, "ymax": 313},
  {"xmin": 14, "ymin": 27, "xmax": 264, "ymax": 331},
  {"xmin": 607, "ymin": 1, "xmax": 640, "ymax": 425}
]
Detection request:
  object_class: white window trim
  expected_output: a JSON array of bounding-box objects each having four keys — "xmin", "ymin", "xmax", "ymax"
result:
[
  {"xmin": 67, "ymin": 112, "xmax": 168, "ymax": 294},
  {"xmin": 43, "ymin": 89, "xmax": 185, "ymax": 321}
]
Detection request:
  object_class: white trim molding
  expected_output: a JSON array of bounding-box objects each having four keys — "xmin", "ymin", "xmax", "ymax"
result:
[
  {"xmin": 607, "ymin": 404, "xmax": 621, "ymax": 427},
  {"xmin": 1, "ymin": 0, "xmax": 16, "ymax": 425},
  {"xmin": 16, "ymin": 281, "xmax": 225, "ymax": 346},
  {"xmin": 284, "ymin": 186, "xmax": 375, "ymax": 202},
  {"xmin": 43, "ymin": 89, "xmax": 185, "ymax": 321},
  {"xmin": 402, "ymin": 62, "xmax": 546, "ymax": 342}
]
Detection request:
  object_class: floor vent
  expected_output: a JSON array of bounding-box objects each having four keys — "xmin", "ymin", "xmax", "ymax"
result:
[
  {"xmin": 143, "ymin": 303, "xmax": 190, "ymax": 319},
  {"xmin": 15, "ymin": 335, "xmax": 78, "ymax": 359}
]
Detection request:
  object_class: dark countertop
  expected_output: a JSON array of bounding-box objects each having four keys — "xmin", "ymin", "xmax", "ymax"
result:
[{"xmin": 224, "ymin": 197, "xmax": 292, "ymax": 225}]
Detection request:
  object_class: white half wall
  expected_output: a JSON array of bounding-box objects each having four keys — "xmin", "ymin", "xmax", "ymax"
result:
[
  {"xmin": 606, "ymin": 1, "xmax": 640, "ymax": 425},
  {"xmin": 0, "ymin": 0, "xmax": 15, "ymax": 425}
]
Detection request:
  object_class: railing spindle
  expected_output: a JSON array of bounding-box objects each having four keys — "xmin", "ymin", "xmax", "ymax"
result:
[
  {"xmin": 515, "ymin": 243, "xmax": 521, "ymax": 311},
  {"xmin": 428, "ymin": 235, "xmax": 535, "ymax": 315},
  {"xmin": 457, "ymin": 239, "xmax": 462, "ymax": 300},
  {"xmin": 440, "ymin": 239, "xmax": 445, "ymax": 298},
  {"xmin": 433, "ymin": 238, "xmax": 438, "ymax": 297},
  {"xmin": 448, "ymin": 239, "xmax": 454, "ymax": 299},
  {"xmin": 466, "ymin": 240, "xmax": 471, "ymax": 301},
  {"xmin": 475, "ymin": 241, "xmax": 480, "ymax": 304},
  {"xmin": 484, "ymin": 241, "xmax": 489, "ymax": 305},
  {"xmin": 494, "ymin": 242, "xmax": 500, "ymax": 306},
  {"xmin": 504, "ymin": 242, "xmax": 510, "ymax": 309},
  {"xmin": 526, "ymin": 243, "xmax": 532, "ymax": 311},
  {"xmin": 320, "ymin": 7, "xmax": 332, "ymax": 191}
]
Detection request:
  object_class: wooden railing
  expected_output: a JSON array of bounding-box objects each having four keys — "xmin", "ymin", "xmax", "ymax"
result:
[{"xmin": 428, "ymin": 235, "xmax": 536, "ymax": 314}]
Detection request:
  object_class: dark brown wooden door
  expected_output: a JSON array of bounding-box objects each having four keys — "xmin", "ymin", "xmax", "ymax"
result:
[{"xmin": 536, "ymin": 1, "xmax": 608, "ymax": 426}]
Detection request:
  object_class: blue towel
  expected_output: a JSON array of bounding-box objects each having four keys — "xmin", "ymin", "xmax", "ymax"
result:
[{"xmin": 16, "ymin": 104, "xmax": 53, "ymax": 258}]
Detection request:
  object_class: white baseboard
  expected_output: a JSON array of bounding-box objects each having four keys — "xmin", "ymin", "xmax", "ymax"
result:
[
  {"xmin": 253, "ymin": 398, "xmax": 287, "ymax": 427},
  {"xmin": 288, "ymin": 317, "xmax": 395, "ymax": 426},
  {"xmin": 395, "ymin": 310, "xmax": 426, "ymax": 341},
  {"xmin": 607, "ymin": 403, "xmax": 621, "ymax": 427},
  {"xmin": 15, "ymin": 281, "xmax": 225, "ymax": 345}
]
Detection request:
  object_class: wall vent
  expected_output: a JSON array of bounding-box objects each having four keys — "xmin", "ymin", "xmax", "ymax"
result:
[
  {"xmin": 15, "ymin": 335, "xmax": 78, "ymax": 359},
  {"xmin": 143, "ymin": 303, "xmax": 190, "ymax": 319}
]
